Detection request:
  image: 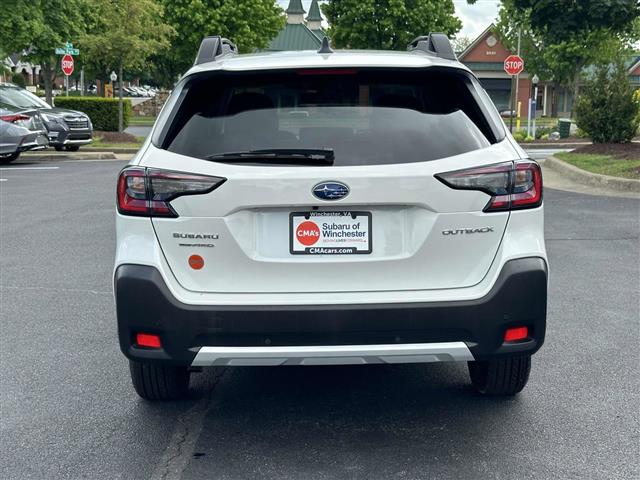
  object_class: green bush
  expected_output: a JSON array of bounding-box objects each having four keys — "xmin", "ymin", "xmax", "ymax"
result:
[
  {"xmin": 534, "ymin": 126, "xmax": 552, "ymax": 139},
  {"xmin": 11, "ymin": 73, "xmax": 26, "ymax": 88},
  {"xmin": 512, "ymin": 130, "xmax": 527, "ymax": 142},
  {"xmin": 575, "ymin": 127, "xmax": 590, "ymax": 139},
  {"xmin": 53, "ymin": 97, "xmax": 131, "ymax": 131},
  {"xmin": 575, "ymin": 61, "xmax": 640, "ymax": 143}
]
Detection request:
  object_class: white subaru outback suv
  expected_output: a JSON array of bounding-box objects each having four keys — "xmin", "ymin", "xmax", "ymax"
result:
[{"xmin": 115, "ymin": 35, "xmax": 547, "ymax": 401}]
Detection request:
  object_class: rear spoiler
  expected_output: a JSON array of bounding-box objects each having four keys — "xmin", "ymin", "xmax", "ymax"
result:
[
  {"xmin": 407, "ymin": 33, "xmax": 457, "ymax": 61},
  {"xmin": 194, "ymin": 36, "xmax": 238, "ymax": 66}
]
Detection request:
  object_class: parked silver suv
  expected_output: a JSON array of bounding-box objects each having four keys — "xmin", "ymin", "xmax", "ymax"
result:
[
  {"xmin": 0, "ymin": 83, "xmax": 92, "ymax": 152},
  {"xmin": 0, "ymin": 105, "xmax": 48, "ymax": 163}
]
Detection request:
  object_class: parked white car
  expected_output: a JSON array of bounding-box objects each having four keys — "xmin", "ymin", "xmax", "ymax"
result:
[{"xmin": 114, "ymin": 35, "xmax": 547, "ymax": 400}]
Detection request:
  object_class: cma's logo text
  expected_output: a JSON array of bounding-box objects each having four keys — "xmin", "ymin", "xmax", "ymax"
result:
[{"xmin": 442, "ymin": 227, "xmax": 494, "ymax": 235}]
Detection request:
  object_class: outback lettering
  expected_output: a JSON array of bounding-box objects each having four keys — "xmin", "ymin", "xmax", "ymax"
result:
[{"xmin": 442, "ymin": 227, "xmax": 495, "ymax": 235}]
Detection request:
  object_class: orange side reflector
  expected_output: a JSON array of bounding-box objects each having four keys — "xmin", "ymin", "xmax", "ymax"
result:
[
  {"xmin": 504, "ymin": 326, "xmax": 529, "ymax": 342},
  {"xmin": 189, "ymin": 254, "xmax": 204, "ymax": 270},
  {"xmin": 136, "ymin": 333, "xmax": 162, "ymax": 348}
]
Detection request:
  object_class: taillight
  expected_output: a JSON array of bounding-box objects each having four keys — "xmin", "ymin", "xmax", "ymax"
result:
[
  {"xmin": 0, "ymin": 114, "xmax": 30, "ymax": 124},
  {"xmin": 117, "ymin": 167, "xmax": 225, "ymax": 217},
  {"xmin": 435, "ymin": 160, "xmax": 542, "ymax": 212},
  {"xmin": 504, "ymin": 326, "xmax": 529, "ymax": 342},
  {"xmin": 135, "ymin": 333, "xmax": 162, "ymax": 348}
]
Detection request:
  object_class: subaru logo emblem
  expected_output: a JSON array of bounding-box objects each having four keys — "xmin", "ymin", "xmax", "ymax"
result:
[{"xmin": 312, "ymin": 181, "xmax": 350, "ymax": 201}]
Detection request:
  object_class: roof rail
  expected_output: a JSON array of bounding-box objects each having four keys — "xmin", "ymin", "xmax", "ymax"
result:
[
  {"xmin": 407, "ymin": 33, "xmax": 457, "ymax": 61},
  {"xmin": 194, "ymin": 36, "xmax": 237, "ymax": 66}
]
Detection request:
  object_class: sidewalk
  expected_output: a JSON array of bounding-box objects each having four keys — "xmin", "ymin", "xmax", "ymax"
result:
[{"xmin": 540, "ymin": 158, "xmax": 639, "ymax": 199}]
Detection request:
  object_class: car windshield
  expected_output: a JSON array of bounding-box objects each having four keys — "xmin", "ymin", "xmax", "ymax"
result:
[
  {"xmin": 156, "ymin": 69, "xmax": 502, "ymax": 166},
  {"xmin": 0, "ymin": 86, "xmax": 50, "ymax": 109}
]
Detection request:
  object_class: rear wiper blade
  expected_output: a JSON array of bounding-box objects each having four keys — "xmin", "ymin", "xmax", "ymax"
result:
[{"xmin": 206, "ymin": 148, "xmax": 334, "ymax": 165}]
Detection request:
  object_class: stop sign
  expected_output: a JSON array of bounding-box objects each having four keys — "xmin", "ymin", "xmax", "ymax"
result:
[
  {"xmin": 504, "ymin": 55, "xmax": 524, "ymax": 76},
  {"xmin": 61, "ymin": 54, "xmax": 74, "ymax": 76}
]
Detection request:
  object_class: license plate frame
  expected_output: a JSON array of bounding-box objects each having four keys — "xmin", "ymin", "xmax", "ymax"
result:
[{"xmin": 289, "ymin": 211, "xmax": 372, "ymax": 255}]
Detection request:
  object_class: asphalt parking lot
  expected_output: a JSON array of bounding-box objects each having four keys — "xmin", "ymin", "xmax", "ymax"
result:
[{"xmin": 1, "ymin": 158, "xmax": 638, "ymax": 480}]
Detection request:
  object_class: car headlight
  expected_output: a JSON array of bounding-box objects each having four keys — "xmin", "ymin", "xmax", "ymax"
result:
[{"xmin": 40, "ymin": 112, "xmax": 58, "ymax": 123}]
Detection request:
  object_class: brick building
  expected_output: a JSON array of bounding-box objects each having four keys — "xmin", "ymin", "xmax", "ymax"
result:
[
  {"xmin": 459, "ymin": 24, "xmax": 640, "ymax": 119},
  {"xmin": 458, "ymin": 25, "xmax": 534, "ymax": 118}
]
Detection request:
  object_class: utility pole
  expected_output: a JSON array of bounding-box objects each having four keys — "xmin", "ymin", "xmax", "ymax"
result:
[
  {"xmin": 118, "ymin": 63, "xmax": 123, "ymax": 133},
  {"xmin": 509, "ymin": 29, "xmax": 522, "ymax": 133}
]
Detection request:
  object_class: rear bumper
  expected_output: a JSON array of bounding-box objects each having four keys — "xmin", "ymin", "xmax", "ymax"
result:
[
  {"xmin": 115, "ymin": 257, "xmax": 547, "ymax": 366},
  {"xmin": 18, "ymin": 131, "xmax": 49, "ymax": 152},
  {"xmin": 191, "ymin": 342, "xmax": 475, "ymax": 366}
]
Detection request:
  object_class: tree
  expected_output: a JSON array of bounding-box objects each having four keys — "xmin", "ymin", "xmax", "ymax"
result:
[
  {"xmin": 153, "ymin": 0, "xmax": 286, "ymax": 87},
  {"xmin": 467, "ymin": 0, "xmax": 639, "ymax": 39},
  {"xmin": 80, "ymin": 0, "xmax": 174, "ymax": 131},
  {"xmin": 491, "ymin": 0, "xmax": 639, "ymax": 115},
  {"xmin": 575, "ymin": 61, "xmax": 640, "ymax": 144},
  {"xmin": 322, "ymin": 0, "xmax": 462, "ymax": 51},
  {"xmin": 0, "ymin": 0, "xmax": 89, "ymax": 105},
  {"xmin": 452, "ymin": 36, "xmax": 472, "ymax": 55},
  {"xmin": 508, "ymin": 0, "xmax": 638, "ymax": 42}
]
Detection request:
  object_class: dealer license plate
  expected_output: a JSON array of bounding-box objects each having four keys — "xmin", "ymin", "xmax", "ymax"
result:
[{"xmin": 290, "ymin": 211, "xmax": 372, "ymax": 255}]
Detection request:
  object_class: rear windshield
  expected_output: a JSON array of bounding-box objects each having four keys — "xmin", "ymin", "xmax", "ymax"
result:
[{"xmin": 155, "ymin": 69, "xmax": 504, "ymax": 166}]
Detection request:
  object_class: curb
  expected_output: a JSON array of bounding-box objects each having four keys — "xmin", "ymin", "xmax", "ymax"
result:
[
  {"xmin": 519, "ymin": 142, "xmax": 590, "ymax": 149},
  {"xmin": 83, "ymin": 147, "xmax": 140, "ymax": 154},
  {"xmin": 544, "ymin": 156, "xmax": 640, "ymax": 194},
  {"xmin": 22, "ymin": 151, "xmax": 117, "ymax": 161}
]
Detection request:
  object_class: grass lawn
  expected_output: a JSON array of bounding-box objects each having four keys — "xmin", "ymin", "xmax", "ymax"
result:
[
  {"xmin": 128, "ymin": 115, "xmax": 156, "ymax": 125},
  {"xmin": 91, "ymin": 135, "xmax": 145, "ymax": 149},
  {"xmin": 502, "ymin": 117, "xmax": 559, "ymax": 129},
  {"xmin": 555, "ymin": 152, "xmax": 640, "ymax": 180}
]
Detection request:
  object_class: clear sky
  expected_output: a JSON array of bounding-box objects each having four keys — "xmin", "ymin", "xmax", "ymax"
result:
[{"xmin": 276, "ymin": 0, "xmax": 500, "ymax": 40}]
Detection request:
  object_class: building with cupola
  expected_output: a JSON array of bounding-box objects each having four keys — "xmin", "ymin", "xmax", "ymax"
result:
[{"xmin": 268, "ymin": 0, "xmax": 328, "ymax": 51}]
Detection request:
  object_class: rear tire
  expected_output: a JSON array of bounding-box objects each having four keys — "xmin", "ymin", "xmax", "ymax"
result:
[
  {"xmin": 129, "ymin": 360, "xmax": 190, "ymax": 401},
  {"xmin": 65, "ymin": 145, "xmax": 80, "ymax": 152},
  {"xmin": 0, "ymin": 152, "xmax": 20, "ymax": 164},
  {"xmin": 468, "ymin": 355, "xmax": 531, "ymax": 395}
]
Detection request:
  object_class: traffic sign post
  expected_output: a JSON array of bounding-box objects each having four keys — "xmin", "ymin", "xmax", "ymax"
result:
[
  {"xmin": 504, "ymin": 55, "xmax": 524, "ymax": 76},
  {"xmin": 61, "ymin": 54, "xmax": 74, "ymax": 76},
  {"xmin": 504, "ymin": 54, "xmax": 524, "ymax": 133},
  {"xmin": 55, "ymin": 42, "xmax": 80, "ymax": 56},
  {"xmin": 61, "ymin": 54, "xmax": 74, "ymax": 97},
  {"xmin": 55, "ymin": 43, "xmax": 80, "ymax": 97}
]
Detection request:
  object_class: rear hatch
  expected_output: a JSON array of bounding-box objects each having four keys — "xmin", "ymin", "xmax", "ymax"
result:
[{"xmin": 141, "ymin": 67, "xmax": 517, "ymax": 294}]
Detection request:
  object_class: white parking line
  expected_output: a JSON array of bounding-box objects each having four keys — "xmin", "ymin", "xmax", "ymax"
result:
[
  {"xmin": 0, "ymin": 166, "xmax": 61, "ymax": 171},
  {"xmin": 60, "ymin": 158, "xmax": 127, "ymax": 163},
  {"xmin": 0, "ymin": 178, "xmax": 7, "ymax": 182},
  {"xmin": 0, "ymin": 166, "xmax": 60, "ymax": 171}
]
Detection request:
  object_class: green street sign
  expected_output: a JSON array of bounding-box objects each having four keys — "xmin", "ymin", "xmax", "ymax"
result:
[{"xmin": 55, "ymin": 43, "xmax": 79, "ymax": 56}]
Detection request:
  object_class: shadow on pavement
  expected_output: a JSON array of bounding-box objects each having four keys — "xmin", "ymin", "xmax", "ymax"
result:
[{"xmin": 180, "ymin": 363, "xmax": 529, "ymax": 479}]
